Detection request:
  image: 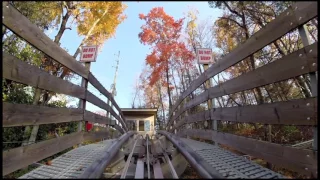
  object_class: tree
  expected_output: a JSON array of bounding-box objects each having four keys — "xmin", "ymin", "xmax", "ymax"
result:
[
  {"xmin": 10, "ymin": 1, "xmax": 127, "ymax": 145},
  {"xmin": 131, "ymin": 76, "xmax": 144, "ymax": 108},
  {"xmin": 58, "ymin": 2, "xmax": 127, "ymax": 79},
  {"xmin": 209, "ymin": 2, "xmax": 316, "ymax": 174},
  {"xmin": 138, "ymin": 7, "xmax": 194, "ymax": 110}
]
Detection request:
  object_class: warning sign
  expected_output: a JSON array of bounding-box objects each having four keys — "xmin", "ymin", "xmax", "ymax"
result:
[
  {"xmin": 80, "ymin": 45, "xmax": 98, "ymax": 62},
  {"xmin": 196, "ymin": 48, "xmax": 213, "ymax": 64}
]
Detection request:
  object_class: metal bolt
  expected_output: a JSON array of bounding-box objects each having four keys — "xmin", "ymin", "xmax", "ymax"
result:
[
  {"xmin": 307, "ymin": 117, "xmax": 310, "ymax": 120},
  {"xmin": 299, "ymin": 54, "xmax": 303, "ymax": 57},
  {"xmin": 301, "ymin": 66, "xmax": 305, "ymax": 70},
  {"xmin": 295, "ymin": 6, "xmax": 298, "ymax": 10},
  {"xmin": 309, "ymin": 49, "xmax": 313, "ymax": 53},
  {"xmin": 312, "ymin": 63, "xmax": 316, "ymax": 66},
  {"xmin": 306, "ymin": 103, "xmax": 310, "ymax": 106},
  {"xmin": 305, "ymin": 167, "xmax": 308, "ymax": 171},
  {"xmin": 2, "ymin": 16, "xmax": 4, "ymax": 19},
  {"xmin": 290, "ymin": 22, "xmax": 293, "ymax": 26},
  {"xmin": 307, "ymin": 155, "xmax": 310, "ymax": 157},
  {"xmin": 299, "ymin": 17, "xmax": 302, "ymax": 21}
]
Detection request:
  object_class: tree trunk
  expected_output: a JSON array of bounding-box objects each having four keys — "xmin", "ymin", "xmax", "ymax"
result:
[
  {"xmin": 2, "ymin": 26, "xmax": 7, "ymax": 41},
  {"xmin": 171, "ymin": 67, "xmax": 179, "ymax": 99},
  {"xmin": 254, "ymin": 12, "xmax": 310, "ymax": 102},
  {"xmin": 22, "ymin": 2, "xmax": 77, "ymax": 146},
  {"xmin": 157, "ymin": 82, "xmax": 166, "ymax": 130},
  {"xmin": 297, "ymin": 76, "xmax": 312, "ymax": 98},
  {"xmin": 54, "ymin": 2, "xmax": 74, "ymax": 44},
  {"xmin": 40, "ymin": 2, "xmax": 111, "ymax": 110},
  {"xmin": 293, "ymin": 77, "xmax": 307, "ymax": 98},
  {"xmin": 216, "ymin": 97, "xmax": 223, "ymax": 107},
  {"xmin": 179, "ymin": 69, "xmax": 186, "ymax": 92},
  {"xmin": 166, "ymin": 62, "xmax": 173, "ymax": 109},
  {"xmin": 241, "ymin": 92, "xmax": 247, "ymax": 105},
  {"xmin": 59, "ymin": 7, "xmax": 110, "ymax": 79},
  {"xmin": 265, "ymin": 124, "xmax": 273, "ymax": 169},
  {"xmin": 72, "ymin": 8, "xmax": 110, "ymax": 59},
  {"xmin": 22, "ymin": 88, "xmax": 42, "ymax": 146}
]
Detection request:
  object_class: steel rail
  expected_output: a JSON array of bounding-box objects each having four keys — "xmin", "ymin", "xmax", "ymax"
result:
[
  {"xmin": 153, "ymin": 159, "xmax": 164, "ymax": 178},
  {"xmin": 157, "ymin": 131, "xmax": 224, "ymax": 179},
  {"xmin": 79, "ymin": 131, "xmax": 135, "ymax": 179},
  {"xmin": 121, "ymin": 136, "xmax": 139, "ymax": 179},
  {"xmin": 157, "ymin": 136, "xmax": 178, "ymax": 179},
  {"xmin": 150, "ymin": 136, "xmax": 164, "ymax": 179},
  {"xmin": 146, "ymin": 134, "xmax": 151, "ymax": 179}
]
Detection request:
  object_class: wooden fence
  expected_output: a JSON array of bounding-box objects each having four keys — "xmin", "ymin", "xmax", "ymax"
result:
[
  {"xmin": 166, "ymin": 2, "xmax": 318, "ymax": 177},
  {"xmin": 2, "ymin": 2, "xmax": 127, "ymax": 175}
]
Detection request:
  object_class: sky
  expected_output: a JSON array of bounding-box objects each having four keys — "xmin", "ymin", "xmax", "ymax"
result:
[{"xmin": 47, "ymin": 1, "xmax": 222, "ymax": 113}]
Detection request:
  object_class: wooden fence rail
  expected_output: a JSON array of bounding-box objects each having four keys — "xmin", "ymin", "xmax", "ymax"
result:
[
  {"xmin": 3, "ymin": 102, "xmax": 116, "ymax": 127},
  {"xmin": 173, "ymin": 97, "xmax": 317, "ymax": 130},
  {"xmin": 179, "ymin": 129, "xmax": 317, "ymax": 176},
  {"xmin": 2, "ymin": 2, "xmax": 88, "ymax": 78},
  {"xmin": 3, "ymin": 52, "xmax": 86, "ymax": 99},
  {"xmin": 3, "ymin": 131, "xmax": 110, "ymax": 175},
  {"xmin": 84, "ymin": 111, "xmax": 116, "ymax": 126},
  {"xmin": 88, "ymin": 73, "xmax": 126, "ymax": 121},
  {"xmin": 2, "ymin": 2, "xmax": 129, "ymax": 176},
  {"xmin": 168, "ymin": 1, "xmax": 318, "ymax": 178},
  {"xmin": 2, "ymin": 2, "xmax": 127, "ymax": 132},
  {"xmin": 3, "ymin": 103, "xmax": 83, "ymax": 127},
  {"xmin": 167, "ymin": 1, "xmax": 318, "ymax": 129},
  {"xmin": 2, "ymin": 1, "xmax": 318, "ymax": 178},
  {"xmin": 170, "ymin": 43, "xmax": 317, "ymax": 123}
]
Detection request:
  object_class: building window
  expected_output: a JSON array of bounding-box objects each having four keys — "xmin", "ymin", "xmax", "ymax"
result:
[
  {"xmin": 139, "ymin": 121, "xmax": 144, "ymax": 131},
  {"xmin": 127, "ymin": 120, "xmax": 136, "ymax": 131},
  {"xmin": 145, "ymin": 120, "xmax": 150, "ymax": 131}
]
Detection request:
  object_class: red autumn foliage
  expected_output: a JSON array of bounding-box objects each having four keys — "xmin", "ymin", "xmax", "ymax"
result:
[{"xmin": 138, "ymin": 7, "xmax": 194, "ymax": 86}]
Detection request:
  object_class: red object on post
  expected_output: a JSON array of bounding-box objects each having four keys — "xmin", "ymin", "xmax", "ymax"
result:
[{"xmin": 86, "ymin": 122, "xmax": 93, "ymax": 131}]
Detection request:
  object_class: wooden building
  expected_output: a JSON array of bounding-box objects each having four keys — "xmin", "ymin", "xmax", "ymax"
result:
[{"xmin": 121, "ymin": 108, "xmax": 157, "ymax": 136}]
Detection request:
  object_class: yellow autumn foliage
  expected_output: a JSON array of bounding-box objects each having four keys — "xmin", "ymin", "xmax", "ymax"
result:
[{"xmin": 76, "ymin": 2, "xmax": 127, "ymax": 48}]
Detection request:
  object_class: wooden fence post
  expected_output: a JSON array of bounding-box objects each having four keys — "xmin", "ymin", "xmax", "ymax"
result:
[
  {"xmin": 203, "ymin": 64, "xmax": 217, "ymax": 144},
  {"xmin": 298, "ymin": 24, "xmax": 317, "ymax": 151},
  {"xmin": 79, "ymin": 62, "xmax": 91, "ymax": 134}
]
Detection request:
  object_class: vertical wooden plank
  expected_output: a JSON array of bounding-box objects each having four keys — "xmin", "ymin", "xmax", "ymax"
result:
[
  {"xmin": 153, "ymin": 160, "xmax": 164, "ymax": 178},
  {"xmin": 79, "ymin": 63, "xmax": 91, "ymax": 133},
  {"xmin": 203, "ymin": 64, "xmax": 217, "ymax": 145},
  {"xmin": 135, "ymin": 159, "xmax": 145, "ymax": 178},
  {"xmin": 298, "ymin": 24, "xmax": 317, "ymax": 151}
]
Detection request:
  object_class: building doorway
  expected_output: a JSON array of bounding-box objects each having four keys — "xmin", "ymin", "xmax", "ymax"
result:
[{"xmin": 139, "ymin": 120, "xmax": 144, "ymax": 131}]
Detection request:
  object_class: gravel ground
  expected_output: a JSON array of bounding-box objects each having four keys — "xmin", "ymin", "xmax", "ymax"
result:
[{"xmin": 180, "ymin": 164, "xmax": 201, "ymax": 179}]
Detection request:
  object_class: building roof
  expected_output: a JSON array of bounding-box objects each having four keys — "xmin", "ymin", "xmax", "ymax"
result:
[{"xmin": 121, "ymin": 108, "xmax": 157, "ymax": 116}]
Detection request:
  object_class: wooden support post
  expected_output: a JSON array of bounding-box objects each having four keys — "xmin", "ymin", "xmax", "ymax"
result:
[
  {"xmin": 106, "ymin": 99, "xmax": 111, "ymax": 130},
  {"xmin": 203, "ymin": 64, "xmax": 217, "ymax": 144},
  {"xmin": 298, "ymin": 24, "xmax": 317, "ymax": 151},
  {"xmin": 106, "ymin": 100, "xmax": 112, "ymax": 119},
  {"xmin": 79, "ymin": 62, "xmax": 91, "ymax": 134}
]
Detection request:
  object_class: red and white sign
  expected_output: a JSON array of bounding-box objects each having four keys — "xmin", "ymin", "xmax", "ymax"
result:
[
  {"xmin": 80, "ymin": 45, "xmax": 98, "ymax": 62},
  {"xmin": 196, "ymin": 48, "xmax": 213, "ymax": 64}
]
